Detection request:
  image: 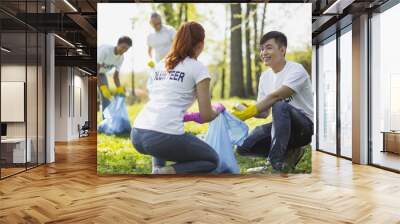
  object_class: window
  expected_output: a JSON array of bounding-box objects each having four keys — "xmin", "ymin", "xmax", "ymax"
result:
[
  {"xmin": 0, "ymin": 1, "xmax": 47, "ymax": 179},
  {"xmin": 371, "ymin": 3, "xmax": 400, "ymax": 171},
  {"xmin": 339, "ymin": 28, "xmax": 352, "ymax": 158},
  {"xmin": 317, "ymin": 36, "xmax": 337, "ymax": 154}
]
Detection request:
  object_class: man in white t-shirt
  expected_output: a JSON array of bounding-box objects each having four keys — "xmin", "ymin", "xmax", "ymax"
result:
[
  {"xmin": 146, "ymin": 13, "xmax": 176, "ymax": 91},
  {"xmin": 147, "ymin": 12, "xmax": 176, "ymax": 64},
  {"xmin": 97, "ymin": 36, "xmax": 132, "ymax": 116},
  {"xmin": 232, "ymin": 31, "xmax": 314, "ymax": 173}
]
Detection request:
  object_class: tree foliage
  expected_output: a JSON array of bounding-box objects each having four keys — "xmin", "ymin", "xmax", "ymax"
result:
[{"xmin": 157, "ymin": 3, "xmax": 198, "ymax": 29}]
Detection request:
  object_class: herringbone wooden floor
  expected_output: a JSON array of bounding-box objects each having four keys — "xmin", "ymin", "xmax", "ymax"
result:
[{"xmin": 1, "ymin": 135, "xmax": 400, "ymax": 224}]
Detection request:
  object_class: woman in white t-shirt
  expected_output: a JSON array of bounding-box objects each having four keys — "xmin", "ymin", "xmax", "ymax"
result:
[{"xmin": 131, "ymin": 22, "xmax": 225, "ymax": 174}]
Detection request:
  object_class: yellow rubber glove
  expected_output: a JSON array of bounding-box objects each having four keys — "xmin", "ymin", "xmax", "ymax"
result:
[
  {"xmin": 231, "ymin": 104, "xmax": 258, "ymax": 121},
  {"xmin": 233, "ymin": 102, "xmax": 251, "ymax": 111},
  {"xmin": 241, "ymin": 102, "xmax": 251, "ymax": 108},
  {"xmin": 116, "ymin": 86, "xmax": 125, "ymax": 96},
  {"xmin": 147, "ymin": 60, "xmax": 155, "ymax": 68},
  {"xmin": 100, "ymin": 85, "xmax": 112, "ymax": 100}
]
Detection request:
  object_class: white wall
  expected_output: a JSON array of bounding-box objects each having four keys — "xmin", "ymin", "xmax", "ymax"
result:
[
  {"xmin": 55, "ymin": 67, "xmax": 69, "ymax": 141},
  {"xmin": 70, "ymin": 71, "xmax": 89, "ymax": 139},
  {"xmin": 54, "ymin": 67, "xmax": 89, "ymax": 141}
]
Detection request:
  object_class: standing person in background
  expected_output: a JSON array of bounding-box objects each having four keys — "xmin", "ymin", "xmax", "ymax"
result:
[
  {"xmin": 147, "ymin": 12, "xmax": 176, "ymax": 65},
  {"xmin": 97, "ymin": 36, "xmax": 132, "ymax": 116},
  {"xmin": 132, "ymin": 22, "xmax": 225, "ymax": 174},
  {"xmin": 146, "ymin": 12, "xmax": 176, "ymax": 91}
]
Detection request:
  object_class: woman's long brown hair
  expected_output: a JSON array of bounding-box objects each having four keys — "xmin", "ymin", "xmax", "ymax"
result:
[{"xmin": 165, "ymin": 21, "xmax": 205, "ymax": 71}]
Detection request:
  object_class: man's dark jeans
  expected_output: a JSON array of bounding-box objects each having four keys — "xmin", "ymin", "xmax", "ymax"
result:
[
  {"xmin": 237, "ymin": 101, "xmax": 313, "ymax": 170},
  {"xmin": 98, "ymin": 73, "xmax": 110, "ymax": 118}
]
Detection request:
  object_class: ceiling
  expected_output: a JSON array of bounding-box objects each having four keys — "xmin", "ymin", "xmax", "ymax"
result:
[
  {"xmin": 310, "ymin": 0, "xmax": 390, "ymax": 44},
  {"xmin": 0, "ymin": 0, "xmax": 394, "ymax": 74},
  {"xmin": 1, "ymin": 0, "xmax": 98, "ymax": 74}
]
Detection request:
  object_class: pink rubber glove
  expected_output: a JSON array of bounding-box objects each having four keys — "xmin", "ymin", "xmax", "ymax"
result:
[
  {"xmin": 183, "ymin": 104, "xmax": 225, "ymax": 124},
  {"xmin": 212, "ymin": 103, "xmax": 225, "ymax": 113},
  {"xmin": 183, "ymin": 112, "xmax": 204, "ymax": 124}
]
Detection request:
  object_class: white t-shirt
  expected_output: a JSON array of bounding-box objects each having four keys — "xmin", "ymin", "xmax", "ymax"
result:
[
  {"xmin": 147, "ymin": 25, "xmax": 176, "ymax": 62},
  {"xmin": 258, "ymin": 61, "xmax": 314, "ymax": 121},
  {"xmin": 134, "ymin": 57, "xmax": 210, "ymax": 135},
  {"xmin": 97, "ymin": 45, "xmax": 124, "ymax": 74}
]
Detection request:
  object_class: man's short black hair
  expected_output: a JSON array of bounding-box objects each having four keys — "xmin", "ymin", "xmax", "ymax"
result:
[
  {"xmin": 151, "ymin": 12, "xmax": 161, "ymax": 19},
  {"xmin": 259, "ymin": 31, "xmax": 287, "ymax": 48},
  {"xmin": 117, "ymin": 36, "xmax": 132, "ymax": 47}
]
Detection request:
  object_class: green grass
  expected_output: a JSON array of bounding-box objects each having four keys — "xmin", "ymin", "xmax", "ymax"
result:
[{"xmin": 97, "ymin": 98, "xmax": 311, "ymax": 174}]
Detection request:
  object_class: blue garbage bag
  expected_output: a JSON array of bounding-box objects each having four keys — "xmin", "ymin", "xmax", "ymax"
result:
[
  {"xmin": 98, "ymin": 95, "xmax": 131, "ymax": 135},
  {"xmin": 204, "ymin": 111, "xmax": 249, "ymax": 174}
]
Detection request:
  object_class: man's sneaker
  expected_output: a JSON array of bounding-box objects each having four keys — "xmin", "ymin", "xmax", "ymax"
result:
[
  {"xmin": 151, "ymin": 167, "xmax": 161, "ymax": 174},
  {"xmin": 152, "ymin": 166, "xmax": 176, "ymax": 174},
  {"xmin": 285, "ymin": 146, "xmax": 306, "ymax": 170},
  {"xmin": 271, "ymin": 162, "xmax": 292, "ymax": 173},
  {"xmin": 246, "ymin": 166, "xmax": 269, "ymax": 174}
]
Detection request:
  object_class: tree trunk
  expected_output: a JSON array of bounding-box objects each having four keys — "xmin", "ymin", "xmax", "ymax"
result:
[
  {"xmin": 229, "ymin": 3, "xmax": 245, "ymax": 98},
  {"xmin": 254, "ymin": 3, "xmax": 267, "ymax": 95},
  {"xmin": 177, "ymin": 4, "xmax": 183, "ymax": 26},
  {"xmin": 252, "ymin": 3, "xmax": 260, "ymax": 95},
  {"xmin": 260, "ymin": 3, "xmax": 267, "ymax": 39},
  {"xmin": 184, "ymin": 4, "xmax": 188, "ymax": 22},
  {"xmin": 245, "ymin": 4, "xmax": 254, "ymax": 97}
]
